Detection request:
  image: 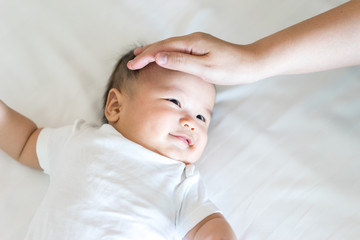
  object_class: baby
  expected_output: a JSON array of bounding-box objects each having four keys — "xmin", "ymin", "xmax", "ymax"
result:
[{"xmin": 0, "ymin": 50, "xmax": 237, "ymax": 239}]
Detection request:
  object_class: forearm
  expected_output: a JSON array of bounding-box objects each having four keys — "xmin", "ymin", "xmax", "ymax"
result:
[
  {"xmin": 252, "ymin": 0, "xmax": 360, "ymax": 79},
  {"xmin": 0, "ymin": 100, "xmax": 38, "ymax": 161}
]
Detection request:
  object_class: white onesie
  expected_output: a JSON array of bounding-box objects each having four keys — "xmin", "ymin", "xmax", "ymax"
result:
[{"xmin": 25, "ymin": 120, "xmax": 218, "ymax": 240}]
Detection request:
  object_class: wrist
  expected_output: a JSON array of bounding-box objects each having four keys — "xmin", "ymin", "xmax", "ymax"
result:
[
  {"xmin": 245, "ymin": 40, "xmax": 279, "ymax": 82},
  {"xmin": 232, "ymin": 42, "xmax": 274, "ymax": 84}
]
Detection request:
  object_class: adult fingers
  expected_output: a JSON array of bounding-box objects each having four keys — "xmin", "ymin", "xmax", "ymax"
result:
[
  {"xmin": 133, "ymin": 35, "xmax": 190, "ymax": 56},
  {"xmin": 127, "ymin": 43, "xmax": 172, "ymax": 70},
  {"xmin": 127, "ymin": 42, "xmax": 189, "ymax": 70},
  {"xmin": 127, "ymin": 54, "xmax": 156, "ymax": 70},
  {"xmin": 154, "ymin": 52, "xmax": 208, "ymax": 80},
  {"xmin": 133, "ymin": 43, "xmax": 154, "ymax": 56},
  {"xmin": 133, "ymin": 47, "xmax": 145, "ymax": 56},
  {"xmin": 128, "ymin": 33, "xmax": 210, "ymax": 70}
]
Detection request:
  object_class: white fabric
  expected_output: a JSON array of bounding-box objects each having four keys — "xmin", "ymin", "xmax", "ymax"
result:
[
  {"xmin": 26, "ymin": 120, "xmax": 218, "ymax": 239},
  {"xmin": 1, "ymin": 0, "xmax": 359, "ymax": 239}
]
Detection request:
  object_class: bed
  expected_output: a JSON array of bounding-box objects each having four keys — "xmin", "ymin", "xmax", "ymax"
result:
[{"xmin": 1, "ymin": 0, "xmax": 359, "ymax": 239}]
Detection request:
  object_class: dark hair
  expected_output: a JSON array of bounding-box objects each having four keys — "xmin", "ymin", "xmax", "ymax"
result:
[{"xmin": 102, "ymin": 49, "xmax": 140, "ymax": 123}]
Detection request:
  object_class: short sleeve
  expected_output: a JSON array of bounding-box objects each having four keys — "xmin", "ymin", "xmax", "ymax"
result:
[
  {"xmin": 36, "ymin": 120, "xmax": 86, "ymax": 175},
  {"xmin": 175, "ymin": 165, "xmax": 220, "ymax": 237}
]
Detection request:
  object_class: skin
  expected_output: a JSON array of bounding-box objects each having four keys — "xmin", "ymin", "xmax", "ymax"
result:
[
  {"xmin": 0, "ymin": 99, "xmax": 41, "ymax": 169},
  {"xmin": 105, "ymin": 63, "xmax": 216, "ymax": 164},
  {"xmin": 0, "ymin": 64, "xmax": 215, "ymax": 168},
  {"xmin": 103, "ymin": 64, "xmax": 236, "ymax": 239},
  {"xmin": 128, "ymin": 0, "xmax": 360, "ymax": 85},
  {"xmin": 0, "ymin": 65, "xmax": 236, "ymax": 239}
]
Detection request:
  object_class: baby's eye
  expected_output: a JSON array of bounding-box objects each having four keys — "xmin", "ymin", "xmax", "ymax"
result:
[
  {"xmin": 167, "ymin": 98, "xmax": 181, "ymax": 107},
  {"xmin": 196, "ymin": 114, "xmax": 206, "ymax": 122}
]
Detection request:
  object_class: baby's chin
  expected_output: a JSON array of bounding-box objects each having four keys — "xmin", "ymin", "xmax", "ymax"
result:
[
  {"xmin": 132, "ymin": 138, "xmax": 201, "ymax": 164},
  {"xmin": 161, "ymin": 152, "xmax": 200, "ymax": 165}
]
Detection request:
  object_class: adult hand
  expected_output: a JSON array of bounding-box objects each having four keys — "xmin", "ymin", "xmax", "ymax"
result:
[
  {"xmin": 128, "ymin": 1, "xmax": 360, "ymax": 85},
  {"xmin": 127, "ymin": 32, "xmax": 263, "ymax": 85}
]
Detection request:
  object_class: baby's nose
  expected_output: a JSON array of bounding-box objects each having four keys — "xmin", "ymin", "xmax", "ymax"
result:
[{"xmin": 180, "ymin": 117, "xmax": 195, "ymax": 131}]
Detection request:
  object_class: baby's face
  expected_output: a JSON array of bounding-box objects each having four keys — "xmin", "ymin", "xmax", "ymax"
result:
[{"xmin": 113, "ymin": 64, "xmax": 216, "ymax": 164}]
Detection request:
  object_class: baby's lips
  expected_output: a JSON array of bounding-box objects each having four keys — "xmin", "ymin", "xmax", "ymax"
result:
[
  {"xmin": 178, "ymin": 136, "xmax": 192, "ymax": 146},
  {"xmin": 175, "ymin": 134, "xmax": 194, "ymax": 146}
]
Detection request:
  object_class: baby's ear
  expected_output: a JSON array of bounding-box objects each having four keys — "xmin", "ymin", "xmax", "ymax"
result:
[{"xmin": 104, "ymin": 88, "xmax": 124, "ymax": 123}]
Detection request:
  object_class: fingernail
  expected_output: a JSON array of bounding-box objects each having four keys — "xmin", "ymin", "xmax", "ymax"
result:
[
  {"xmin": 127, "ymin": 61, "xmax": 133, "ymax": 69},
  {"xmin": 157, "ymin": 53, "xmax": 168, "ymax": 65}
]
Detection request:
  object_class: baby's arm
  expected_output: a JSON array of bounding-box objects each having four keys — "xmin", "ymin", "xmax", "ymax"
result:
[
  {"xmin": 0, "ymin": 100, "xmax": 42, "ymax": 169},
  {"xmin": 185, "ymin": 213, "xmax": 237, "ymax": 240}
]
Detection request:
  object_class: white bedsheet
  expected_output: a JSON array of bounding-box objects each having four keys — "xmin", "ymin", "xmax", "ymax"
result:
[{"xmin": 1, "ymin": 0, "xmax": 359, "ymax": 239}]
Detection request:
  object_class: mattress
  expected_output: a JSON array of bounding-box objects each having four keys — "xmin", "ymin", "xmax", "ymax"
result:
[{"xmin": 1, "ymin": 0, "xmax": 359, "ymax": 239}]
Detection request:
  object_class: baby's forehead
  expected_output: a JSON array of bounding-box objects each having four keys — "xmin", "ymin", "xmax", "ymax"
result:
[
  {"xmin": 139, "ymin": 63, "xmax": 214, "ymax": 86},
  {"xmin": 140, "ymin": 65, "xmax": 214, "ymax": 96}
]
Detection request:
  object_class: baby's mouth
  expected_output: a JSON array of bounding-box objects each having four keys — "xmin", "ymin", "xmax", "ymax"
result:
[{"xmin": 169, "ymin": 133, "xmax": 194, "ymax": 146}]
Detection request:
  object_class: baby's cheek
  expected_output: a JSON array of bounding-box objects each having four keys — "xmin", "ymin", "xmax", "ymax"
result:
[{"xmin": 192, "ymin": 140, "xmax": 208, "ymax": 162}]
